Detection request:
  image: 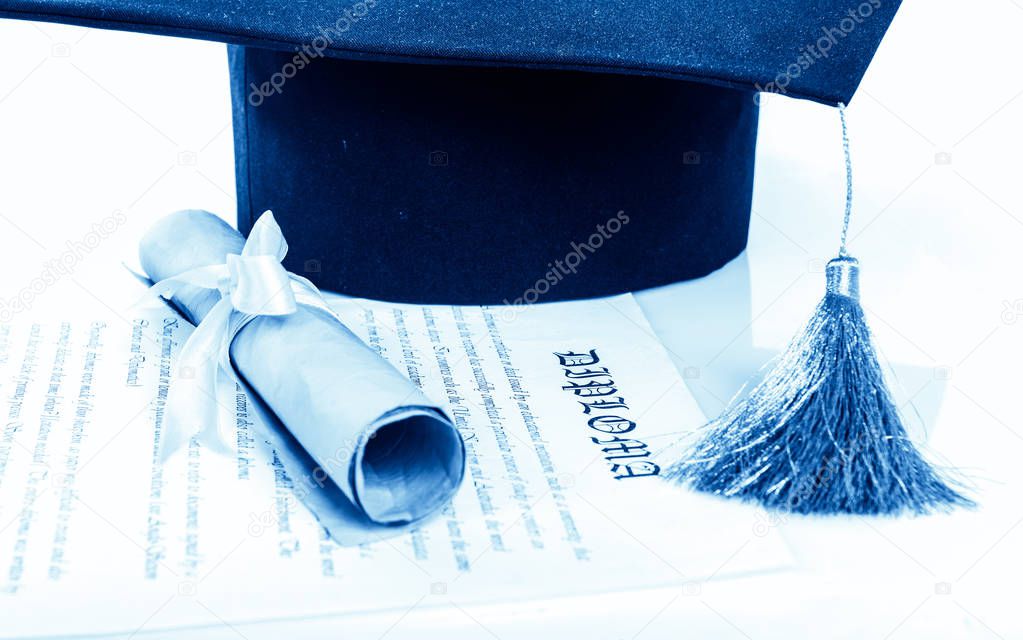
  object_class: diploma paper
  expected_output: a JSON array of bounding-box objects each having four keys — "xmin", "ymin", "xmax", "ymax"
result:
[
  {"xmin": 138, "ymin": 210, "xmax": 465, "ymax": 532},
  {"xmin": 0, "ymin": 292, "xmax": 791, "ymax": 638}
]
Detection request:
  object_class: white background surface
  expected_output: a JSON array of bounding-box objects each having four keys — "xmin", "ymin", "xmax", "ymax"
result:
[{"xmin": 1, "ymin": 0, "xmax": 1021, "ymax": 637}]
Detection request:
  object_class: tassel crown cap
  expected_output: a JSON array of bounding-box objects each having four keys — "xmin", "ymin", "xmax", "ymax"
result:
[{"xmin": 826, "ymin": 256, "xmax": 859, "ymax": 299}]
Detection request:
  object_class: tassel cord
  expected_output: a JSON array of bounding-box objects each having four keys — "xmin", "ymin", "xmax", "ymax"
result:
[{"xmin": 838, "ymin": 102, "xmax": 853, "ymax": 258}]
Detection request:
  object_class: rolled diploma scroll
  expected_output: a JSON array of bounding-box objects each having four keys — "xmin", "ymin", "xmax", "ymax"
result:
[{"xmin": 140, "ymin": 210, "xmax": 465, "ymax": 526}]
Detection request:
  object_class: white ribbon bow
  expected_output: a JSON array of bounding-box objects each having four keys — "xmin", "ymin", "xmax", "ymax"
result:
[{"xmin": 149, "ymin": 211, "xmax": 323, "ymax": 460}]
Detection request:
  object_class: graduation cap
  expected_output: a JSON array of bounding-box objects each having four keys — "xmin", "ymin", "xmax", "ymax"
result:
[
  {"xmin": 6, "ymin": 1, "xmax": 971, "ymax": 518},
  {"xmin": 1, "ymin": 0, "xmax": 903, "ymax": 304}
]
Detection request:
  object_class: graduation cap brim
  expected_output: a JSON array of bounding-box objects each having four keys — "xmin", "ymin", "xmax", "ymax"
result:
[{"xmin": 0, "ymin": 0, "xmax": 901, "ymax": 105}]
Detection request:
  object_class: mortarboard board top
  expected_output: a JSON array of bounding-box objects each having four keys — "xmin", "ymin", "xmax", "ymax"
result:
[{"xmin": 0, "ymin": 0, "xmax": 900, "ymax": 104}]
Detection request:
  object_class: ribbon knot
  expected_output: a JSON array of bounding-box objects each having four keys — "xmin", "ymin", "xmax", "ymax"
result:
[
  {"xmin": 224, "ymin": 253, "xmax": 297, "ymax": 316},
  {"xmin": 147, "ymin": 211, "xmax": 319, "ymax": 460}
]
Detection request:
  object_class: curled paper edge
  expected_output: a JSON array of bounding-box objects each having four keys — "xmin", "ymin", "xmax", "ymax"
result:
[
  {"xmin": 351, "ymin": 406, "xmax": 466, "ymax": 524},
  {"xmin": 227, "ymin": 298, "xmax": 466, "ymax": 529},
  {"xmin": 234, "ymin": 373, "xmax": 461, "ymax": 545}
]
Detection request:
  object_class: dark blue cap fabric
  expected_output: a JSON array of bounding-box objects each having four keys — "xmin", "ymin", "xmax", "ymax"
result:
[
  {"xmin": 1, "ymin": 0, "xmax": 901, "ymax": 104},
  {"xmin": 230, "ymin": 49, "xmax": 759, "ymax": 303}
]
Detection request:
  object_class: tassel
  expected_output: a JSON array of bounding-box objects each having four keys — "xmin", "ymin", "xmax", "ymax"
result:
[{"xmin": 665, "ymin": 104, "xmax": 972, "ymax": 515}]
